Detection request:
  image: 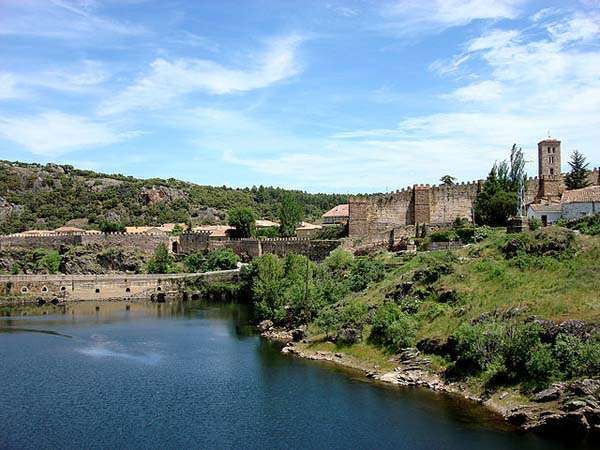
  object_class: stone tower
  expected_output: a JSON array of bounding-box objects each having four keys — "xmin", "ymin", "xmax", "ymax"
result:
[{"xmin": 537, "ymin": 138, "xmax": 562, "ymax": 201}]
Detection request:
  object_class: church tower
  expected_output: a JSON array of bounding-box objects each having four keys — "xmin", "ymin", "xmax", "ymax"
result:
[{"xmin": 537, "ymin": 138, "xmax": 563, "ymax": 201}]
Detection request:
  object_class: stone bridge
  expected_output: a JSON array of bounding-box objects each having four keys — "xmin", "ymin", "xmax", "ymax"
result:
[{"xmin": 0, "ymin": 269, "xmax": 239, "ymax": 305}]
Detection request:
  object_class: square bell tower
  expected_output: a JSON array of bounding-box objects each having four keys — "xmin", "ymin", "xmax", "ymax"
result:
[{"xmin": 537, "ymin": 139, "xmax": 562, "ymax": 200}]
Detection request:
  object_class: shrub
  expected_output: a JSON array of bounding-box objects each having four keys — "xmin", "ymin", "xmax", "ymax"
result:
[
  {"xmin": 146, "ymin": 243, "xmax": 173, "ymax": 274},
  {"xmin": 323, "ymin": 248, "xmax": 353, "ymax": 275},
  {"xmin": 370, "ymin": 302, "xmax": 417, "ymax": 350},
  {"xmin": 203, "ymin": 248, "xmax": 240, "ymax": 271},
  {"xmin": 429, "ymin": 230, "xmax": 457, "ymax": 242},
  {"xmin": 183, "ymin": 251, "xmax": 205, "ymax": 272},
  {"xmin": 99, "ymin": 220, "xmax": 125, "ymax": 233},
  {"xmin": 528, "ymin": 217, "xmax": 542, "ymax": 231},
  {"xmin": 347, "ymin": 257, "xmax": 385, "ymax": 292},
  {"xmin": 37, "ymin": 250, "xmax": 61, "ymax": 274}
]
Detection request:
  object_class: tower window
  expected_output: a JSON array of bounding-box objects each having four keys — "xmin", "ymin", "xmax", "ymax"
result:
[
  {"xmin": 550, "ymin": 168, "xmax": 554, "ymax": 175},
  {"xmin": 548, "ymin": 148, "xmax": 551, "ymax": 154}
]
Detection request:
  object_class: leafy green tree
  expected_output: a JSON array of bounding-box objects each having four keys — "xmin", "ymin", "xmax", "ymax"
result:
[
  {"xmin": 440, "ymin": 175, "xmax": 457, "ymax": 185},
  {"xmin": 146, "ymin": 243, "xmax": 172, "ymax": 274},
  {"xmin": 474, "ymin": 144, "xmax": 526, "ymax": 226},
  {"xmin": 564, "ymin": 150, "xmax": 590, "ymax": 190},
  {"xmin": 228, "ymin": 207, "xmax": 256, "ymax": 238},
  {"xmin": 203, "ymin": 248, "xmax": 240, "ymax": 271},
  {"xmin": 99, "ymin": 220, "xmax": 125, "ymax": 233},
  {"xmin": 183, "ymin": 251, "xmax": 205, "ymax": 272},
  {"xmin": 37, "ymin": 250, "xmax": 61, "ymax": 274},
  {"xmin": 278, "ymin": 193, "xmax": 303, "ymax": 237},
  {"xmin": 370, "ymin": 302, "xmax": 417, "ymax": 350}
]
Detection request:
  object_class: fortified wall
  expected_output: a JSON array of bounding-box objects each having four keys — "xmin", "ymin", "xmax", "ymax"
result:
[
  {"xmin": 349, "ymin": 168, "xmax": 600, "ymax": 241},
  {"xmin": 0, "ymin": 230, "xmax": 340, "ymax": 262}
]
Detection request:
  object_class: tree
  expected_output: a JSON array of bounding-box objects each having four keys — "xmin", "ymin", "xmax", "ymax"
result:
[
  {"xmin": 564, "ymin": 150, "xmax": 590, "ymax": 190},
  {"xmin": 440, "ymin": 175, "xmax": 457, "ymax": 186},
  {"xmin": 278, "ymin": 193, "xmax": 303, "ymax": 237},
  {"xmin": 99, "ymin": 220, "xmax": 125, "ymax": 233},
  {"xmin": 474, "ymin": 144, "xmax": 526, "ymax": 226},
  {"xmin": 146, "ymin": 243, "xmax": 172, "ymax": 274},
  {"xmin": 228, "ymin": 207, "xmax": 256, "ymax": 238}
]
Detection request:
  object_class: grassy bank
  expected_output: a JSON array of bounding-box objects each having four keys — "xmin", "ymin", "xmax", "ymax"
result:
[{"xmin": 243, "ymin": 224, "xmax": 600, "ymax": 395}]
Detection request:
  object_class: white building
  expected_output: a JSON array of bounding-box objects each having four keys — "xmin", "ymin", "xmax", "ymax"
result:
[
  {"xmin": 560, "ymin": 186, "xmax": 600, "ymax": 221},
  {"xmin": 527, "ymin": 185, "xmax": 600, "ymax": 224}
]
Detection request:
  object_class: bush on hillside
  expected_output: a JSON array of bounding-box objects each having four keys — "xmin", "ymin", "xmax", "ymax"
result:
[
  {"xmin": 347, "ymin": 257, "xmax": 386, "ymax": 291},
  {"xmin": 370, "ymin": 302, "xmax": 417, "ymax": 350},
  {"xmin": 203, "ymin": 248, "xmax": 240, "ymax": 271},
  {"xmin": 502, "ymin": 228, "xmax": 578, "ymax": 258},
  {"xmin": 565, "ymin": 213, "xmax": 600, "ymax": 236}
]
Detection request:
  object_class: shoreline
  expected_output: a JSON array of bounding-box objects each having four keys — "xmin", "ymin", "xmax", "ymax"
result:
[{"xmin": 261, "ymin": 326, "xmax": 600, "ymax": 440}]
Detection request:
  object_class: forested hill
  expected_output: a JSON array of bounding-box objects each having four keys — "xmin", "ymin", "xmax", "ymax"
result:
[{"xmin": 0, "ymin": 160, "xmax": 348, "ymax": 234}]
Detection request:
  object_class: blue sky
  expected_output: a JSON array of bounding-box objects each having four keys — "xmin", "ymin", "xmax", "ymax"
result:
[{"xmin": 0, "ymin": 0, "xmax": 599, "ymax": 193}]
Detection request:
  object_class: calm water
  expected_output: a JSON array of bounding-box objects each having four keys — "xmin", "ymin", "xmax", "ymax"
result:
[{"xmin": 0, "ymin": 301, "xmax": 587, "ymax": 450}]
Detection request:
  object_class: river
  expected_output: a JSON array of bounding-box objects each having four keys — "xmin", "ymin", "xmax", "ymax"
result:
[{"xmin": 0, "ymin": 301, "xmax": 588, "ymax": 449}]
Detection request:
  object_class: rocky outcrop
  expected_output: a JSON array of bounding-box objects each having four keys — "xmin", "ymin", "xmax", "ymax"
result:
[{"xmin": 139, "ymin": 186, "xmax": 187, "ymax": 205}]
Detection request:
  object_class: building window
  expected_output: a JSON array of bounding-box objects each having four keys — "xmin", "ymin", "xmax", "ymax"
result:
[
  {"xmin": 125, "ymin": 287, "xmax": 131, "ymax": 293},
  {"xmin": 60, "ymin": 286, "xmax": 66, "ymax": 292},
  {"xmin": 548, "ymin": 148, "xmax": 551, "ymax": 154},
  {"xmin": 550, "ymin": 168, "xmax": 554, "ymax": 175},
  {"xmin": 95, "ymin": 288, "xmax": 100, "ymax": 293},
  {"xmin": 157, "ymin": 286, "xmax": 162, "ymax": 292}
]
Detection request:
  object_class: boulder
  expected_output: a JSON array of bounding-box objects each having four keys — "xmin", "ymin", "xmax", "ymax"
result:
[
  {"xmin": 291, "ymin": 328, "xmax": 305, "ymax": 342},
  {"xmin": 568, "ymin": 379, "xmax": 600, "ymax": 397},
  {"xmin": 336, "ymin": 327, "xmax": 362, "ymax": 344},
  {"xmin": 257, "ymin": 320, "xmax": 273, "ymax": 332},
  {"xmin": 532, "ymin": 385, "xmax": 563, "ymax": 402}
]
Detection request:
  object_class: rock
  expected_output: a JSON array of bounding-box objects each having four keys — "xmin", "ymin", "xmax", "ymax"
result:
[
  {"xmin": 568, "ymin": 379, "xmax": 600, "ymax": 397},
  {"xmin": 291, "ymin": 328, "xmax": 305, "ymax": 342},
  {"xmin": 499, "ymin": 392, "xmax": 509, "ymax": 400},
  {"xmin": 506, "ymin": 409, "xmax": 534, "ymax": 426},
  {"xmin": 336, "ymin": 327, "xmax": 362, "ymax": 344},
  {"xmin": 529, "ymin": 411, "xmax": 590, "ymax": 435},
  {"xmin": 437, "ymin": 289, "xmax": 457, "ymax": 303},
  {"xmin": 257, "ymin": 320, "xmax": 273, "ymax": 332},
  {"xmin": 564, "ymin": 400, "xmax": 588, "ymax": 412},
  {"xmin": 532, "ymin": 385, "xmax": 563, "ymax": 402}
]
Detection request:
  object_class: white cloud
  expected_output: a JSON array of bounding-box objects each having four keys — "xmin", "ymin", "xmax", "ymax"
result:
[
  {"xmin": 0, "ymin": 73, "xmax": 25, "ymax": 100},
  {"xmin": 98, "ymin": 34, "xmax": 305, "ymax": 115},
  {"xmin": 446, "ymin": 80, "xmax": 503, "ymax": 101},
  {"xmin": 0, "ymin": 111, "xmax": 139, "ymax": 156},
  {"xmin": 0, "ymin": 0, "xmax": 145, "ymax": 38},
  {"xmin": 382, "ymin": 0, "xmax": 526, "ymax": 35}
]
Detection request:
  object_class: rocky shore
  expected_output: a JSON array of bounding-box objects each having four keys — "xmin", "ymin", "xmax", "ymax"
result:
[{"xmin": 258, "ymin": 320, "xmax": 600, "ymax": 439}]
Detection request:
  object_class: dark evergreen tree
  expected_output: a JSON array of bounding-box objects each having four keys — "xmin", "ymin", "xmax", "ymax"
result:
[
  {"xmin": 228, "ymin": 206, "xmax": 256, "ymax": 238},
  {"xmin": 564, "ymin": 150, "xmax": 590, "ymax": 190}
]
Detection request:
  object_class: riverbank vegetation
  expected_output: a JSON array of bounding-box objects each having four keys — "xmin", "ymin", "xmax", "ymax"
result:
[{"xmin": 243, "ymin": 224, "xmax": 600, "ymax": 395}]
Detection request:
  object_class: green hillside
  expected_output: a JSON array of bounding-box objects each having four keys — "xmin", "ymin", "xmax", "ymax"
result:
[{"xmin": 0, "ymin": 161, "xmax": 347, "ymax": 234}]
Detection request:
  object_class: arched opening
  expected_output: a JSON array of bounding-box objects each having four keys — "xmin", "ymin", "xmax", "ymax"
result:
[
  {"xmin": 37, "ymin": 298, "xmax": 46, "ymax": 306},
  {"xmin": 125, "ymin": 287, "xmax": 131, "ymax": 293},
  {"xmin": 50, "ymin": 298, "xmax": 59, "ymax": 305},
  {"xmin": 156, "ymin": 293, "xmax": 166, "ymax": 303},
  {"xmin": 41, "ymin": 286, "xmax": 48, "ymax": 293},
  {"xmin": 171, "ymin": 241, "xmax": 178, "ymax": 254},
  {"xmin": 156, "ymin": 286, "xmax": 162, "ymax": 292},
  {"xmin": 21, "ymin": 286, "xmax": 29, "ymax": 294},
  {"xmin": 60, "ymin": 286, "xmax": 67, "ymax": 292},
  {"xmin": 191, "ymin": 293, "xmax": 200, "ymax": 301},
  {"xmin": 95, "ymin": 288, "xmax": 100, "ymax": 294}
]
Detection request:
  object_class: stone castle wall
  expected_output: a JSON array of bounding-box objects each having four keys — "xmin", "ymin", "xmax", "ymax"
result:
[{"xmin": 349, "ymin": 168, "xmax": 600, "ymax": 240}]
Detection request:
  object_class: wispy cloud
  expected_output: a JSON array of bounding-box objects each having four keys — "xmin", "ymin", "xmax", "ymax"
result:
[
  {"xmin": 380, "ymin": 0, "xmax": 526, "ymax": 35},
  {"xmin": 0, "ymin": 111, "xmax": 140, "ymax": 156},
  {"xmin": 0, "ymin": 73, "xmax": 25, "ymax": 100},
  {"xmin": 0, "ymin": 0, "xmax": 145, "ymax": 39},
  {"xmin": 98, "ymin": 34, "xmax": 305, "ymax": 115}
]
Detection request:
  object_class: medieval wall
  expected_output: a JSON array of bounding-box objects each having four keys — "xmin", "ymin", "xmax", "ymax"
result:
[{"xmin": 349, "ymin": 169, "xmax": 600, "ymax": 241}]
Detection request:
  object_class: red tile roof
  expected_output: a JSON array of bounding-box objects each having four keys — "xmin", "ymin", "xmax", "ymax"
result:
[
  {"xmin": 561, "ymin": 186, "xmax": 600, "ymax": 204},
  {"xmin": 322, "ymin": 204, "xmax": 349, "ymax": 218}
]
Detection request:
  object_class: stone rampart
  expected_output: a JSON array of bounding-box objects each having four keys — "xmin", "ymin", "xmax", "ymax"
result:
[
  {"xmin": 207, "ymin": 238, "xmax": 341, "ymax": 261},
  {"xmin": 0, "ymin": 270, "xmax": 239, "ymax": 305},
  {"xmin": 349, "ymin": 171, "xmax": 600, "ymax": 241}
]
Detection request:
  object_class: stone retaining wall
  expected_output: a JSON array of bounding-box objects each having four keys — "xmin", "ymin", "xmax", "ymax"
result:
[{"xmin": 0, "ymin": 270, "xmax": 239, "ymax": 305}]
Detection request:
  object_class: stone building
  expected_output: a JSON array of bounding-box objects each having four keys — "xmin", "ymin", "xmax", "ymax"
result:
[{"xmin": 349, "ymin": 137, "xmax": 599, "ymax": 241}]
